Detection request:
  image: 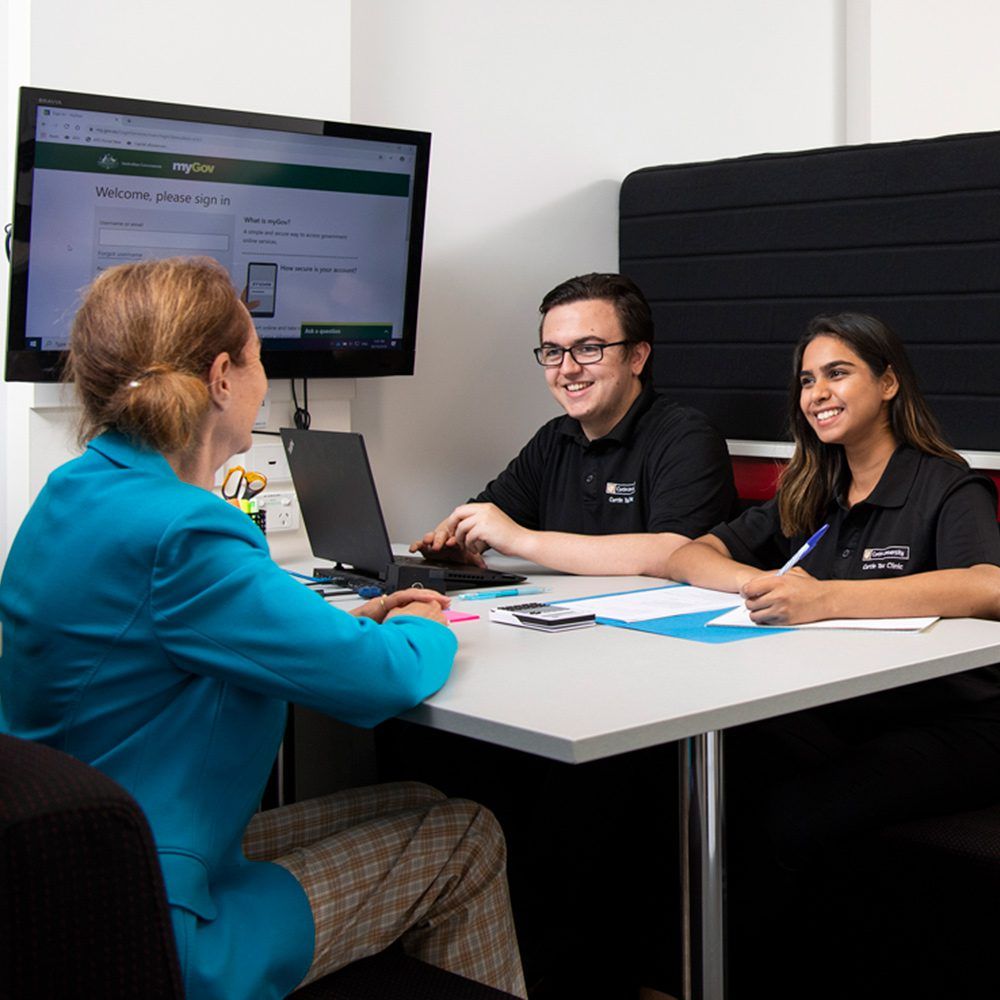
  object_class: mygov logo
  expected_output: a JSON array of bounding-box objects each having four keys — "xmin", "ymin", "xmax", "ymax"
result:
[{"xmin": 171, "ymin": 160, "xmax": 216, "ymax": 175}]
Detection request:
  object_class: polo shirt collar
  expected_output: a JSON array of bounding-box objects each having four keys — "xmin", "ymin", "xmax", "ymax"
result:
[
  {"xmin": 87, "ymin": 430, "xmax": 179, "ymax": 480},
  {"xmin": 837, "ymin": 444, "xmax": 920, "ymax": 510},
  {"xmin": 557, "ymin": 382, "xmax": 657, "ymax": 446}
]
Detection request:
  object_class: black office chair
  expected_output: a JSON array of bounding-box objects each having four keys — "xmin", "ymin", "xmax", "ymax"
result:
[
  {"xmin": 0, "ymin": 732, "xmax": 518, "ymax": 1000},
  {"xmin": 788, "ymin": 803, "xmax": 1000, "ymax": 1000},
  {"xmin": 866, "ymin": 806, "xmax": 1000, "ymax": 998}
]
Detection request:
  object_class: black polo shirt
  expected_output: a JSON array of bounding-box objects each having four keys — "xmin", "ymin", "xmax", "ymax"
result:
[
  {"xmin": 476, "ymin": 385, "xmax": 736, "ymax": 537},
  {"xmin": 714, "ymin": 446, "xmax": 1000, "ymax": 714},
  {"xmin": 712, "ymin": 445, "xmax": 1000, "ymax": 577}
]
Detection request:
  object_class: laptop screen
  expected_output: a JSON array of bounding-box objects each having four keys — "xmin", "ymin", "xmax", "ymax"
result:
[{"xmin": 281, "ymin": 428, "xmax": 394, "ymax": 576}]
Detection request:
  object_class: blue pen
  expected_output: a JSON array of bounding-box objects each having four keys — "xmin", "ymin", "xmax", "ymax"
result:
[
  {"xmin": 457, "ymin": 586, "xmax": 548, "ymax": 602},
  {"xmin": 777, "ymin": 523, "xmax": 830, "ymax": 576}
]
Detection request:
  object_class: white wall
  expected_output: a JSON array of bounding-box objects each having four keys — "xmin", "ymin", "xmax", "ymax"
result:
[
  {"xmin": 866, "ymin": 0, "xmax": 1000, "ymax": 142},
  {"xmin": 350, "ymin": 0, "xmax": 844, "ymax": 541},
  {"xmin": 1, "ymin": 0, "xmax": 31, "ymax": 568},
  {"xmin": 27, "ymin": 0, "xmax": 350, "ymax": 121}
]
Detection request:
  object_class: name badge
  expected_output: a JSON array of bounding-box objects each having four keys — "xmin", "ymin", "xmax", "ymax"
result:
[
  {"xmin": 606, "ymin": 481, "xmax": 636, "ymax": 505},
  {"xmin": 862, "ymin": 544, "xmax": 910, "ymax": 572}
]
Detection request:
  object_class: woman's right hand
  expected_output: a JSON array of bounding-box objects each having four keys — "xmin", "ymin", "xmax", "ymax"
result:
[
  {"xmin": 352, "ymin": 587, "xmax": 450, "ymax": 624},
  {"xmin": 740, "ymin": 569, "xmax": 831, "ymax": 625},
  {"xmin": 385, "ymin": 599, "xmax": 448, "ymax": 625}
]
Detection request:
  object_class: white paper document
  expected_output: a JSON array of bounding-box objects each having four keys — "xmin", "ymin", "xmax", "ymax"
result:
[
  {"xmin": 707, "ymin": 605, "xmax": 939, "ymax": 632},
  {"xmin": 564, "ymin": 585, "xmax": 741, "ymax": 623}
]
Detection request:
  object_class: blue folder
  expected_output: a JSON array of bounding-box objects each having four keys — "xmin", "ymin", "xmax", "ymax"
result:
[{"xmin": 563, "ymin": 585, "xmax": 791, "ymax": 644}]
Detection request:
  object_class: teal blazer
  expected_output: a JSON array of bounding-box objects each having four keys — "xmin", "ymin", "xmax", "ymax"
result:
[{"xmin": 0, "ymin": 432, "xmax": 458, "ymax": 999}]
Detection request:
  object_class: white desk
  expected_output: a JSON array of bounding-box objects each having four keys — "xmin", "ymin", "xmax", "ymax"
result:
[{"xmin": 395, "ymin": 569, "xmax": 1000, "ymax": 1000}]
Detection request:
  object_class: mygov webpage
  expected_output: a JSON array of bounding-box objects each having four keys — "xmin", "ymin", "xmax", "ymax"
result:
[{"xmin": 24, "ymin": 104, "xmax": 418, "ymax": 351}]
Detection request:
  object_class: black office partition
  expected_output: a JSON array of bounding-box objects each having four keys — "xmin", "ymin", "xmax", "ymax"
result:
[{"xmin": 619, "ymin": 131, "xmax": 1000, "ymax": 451}]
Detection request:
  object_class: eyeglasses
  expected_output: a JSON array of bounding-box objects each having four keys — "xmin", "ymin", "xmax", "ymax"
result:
[{"xmin": 532, "ymin": 340, "xmax": 630, "ymax": 367}]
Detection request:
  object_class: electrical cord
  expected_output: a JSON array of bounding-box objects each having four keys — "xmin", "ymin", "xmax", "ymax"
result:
[{"xmin": 291, "ymin": 378, "xmax": 311, "ymax": 429}]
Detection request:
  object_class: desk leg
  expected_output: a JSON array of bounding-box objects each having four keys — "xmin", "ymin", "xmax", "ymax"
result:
[{"xmin": 680, "ymin": 730, "xmax": 726, "ymax": 1000}]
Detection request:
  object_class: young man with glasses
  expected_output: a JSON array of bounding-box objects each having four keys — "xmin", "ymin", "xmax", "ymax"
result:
[
  {"xmin": 396, "ymin": 274, "xmax": 736, "ymax": 1000},
  {"xmin": 397, "ymin": 274, "xmax": 738, "ymax": 997},
  {"xmin": 411, "ymin": 272, "xmax": 736, "ymax": 576}
]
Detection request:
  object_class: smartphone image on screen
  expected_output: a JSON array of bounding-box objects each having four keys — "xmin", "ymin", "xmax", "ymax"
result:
[{"xmin": 246, "ymin": 262, "xmax": 278, "ymax": 318}]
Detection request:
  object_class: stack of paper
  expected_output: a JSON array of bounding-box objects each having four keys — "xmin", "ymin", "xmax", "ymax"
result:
[{"xmin": 564, "ymin": 585, "xmax": 740, "ymax": 622}]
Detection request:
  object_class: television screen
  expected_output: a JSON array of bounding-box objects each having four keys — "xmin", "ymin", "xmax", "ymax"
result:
[{"xmin": 5, "ymin": 87, "xmax": 431, "ymax": 381}]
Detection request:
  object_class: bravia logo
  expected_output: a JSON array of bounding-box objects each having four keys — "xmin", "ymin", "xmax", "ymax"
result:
[
  {"xmin": 97, "ymin": 153, "xmax": 118, "ymax": 171},
  {"xmin": 171, "ymin": 161, "xmax": 216, "ymax": 175}
]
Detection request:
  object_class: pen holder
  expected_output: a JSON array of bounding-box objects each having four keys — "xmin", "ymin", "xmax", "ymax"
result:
[{"xmin": 247, "ymin": 509, "xmax": 267, "ymax": 534}]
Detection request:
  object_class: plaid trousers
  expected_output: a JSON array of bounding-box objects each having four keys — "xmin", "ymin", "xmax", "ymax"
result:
[{"xmin": 243, "ymin": 781, "xmax": 526, "ymax": 998}]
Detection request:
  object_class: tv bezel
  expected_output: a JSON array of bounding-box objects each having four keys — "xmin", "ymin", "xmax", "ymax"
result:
[{"xmin": 5, "ymin": 86, "xmax": 431, "ymax": 382}]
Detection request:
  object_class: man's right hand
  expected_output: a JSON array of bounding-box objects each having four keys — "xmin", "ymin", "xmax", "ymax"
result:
[{"xmin": 409, "ymin": 511, "xmax": 488, "ymax": 568}]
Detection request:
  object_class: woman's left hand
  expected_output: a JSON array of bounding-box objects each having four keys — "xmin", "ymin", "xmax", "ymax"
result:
[
  {"xmin": 740, "ymin": 569, "xmax": 832, "ymax": 625},
  {"xmin": 352, "ymin": 587, "xmax": 451, "ymax": 623}
]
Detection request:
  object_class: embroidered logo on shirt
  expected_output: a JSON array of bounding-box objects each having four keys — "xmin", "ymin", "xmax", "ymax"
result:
[
  {"xmin": 863, "ymin": 546, "xmax": 910, "ymax": 561},
  {"xmin": 861, "ymin": 545, "xmax": 910, "ymax": 572},
  {"xmin": 605, "ymin": 482, "xmax": 636, "ymax": 504}
]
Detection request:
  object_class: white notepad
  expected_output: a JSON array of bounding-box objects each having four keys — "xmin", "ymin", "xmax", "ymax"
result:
[
  {"xmin": 564, "ymin": 585, "xmax": 740, "ymax": 622},
  {"xmin": 707, "ymin": 605, "xmax": 939, "ymax": 632}
]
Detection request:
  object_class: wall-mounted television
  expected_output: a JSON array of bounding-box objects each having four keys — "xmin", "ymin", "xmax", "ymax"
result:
[{"xmin": 5, "ymin": 87, "xmax": 431, "ymax": 382}]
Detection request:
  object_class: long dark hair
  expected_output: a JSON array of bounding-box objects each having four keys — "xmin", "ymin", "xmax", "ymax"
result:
[{"xmin": 778, "ymin": 312, "xmax": 961, "ymax": 536}]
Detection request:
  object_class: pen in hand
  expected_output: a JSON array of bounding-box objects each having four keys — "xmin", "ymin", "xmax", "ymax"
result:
[{"xmin": 777, "ymin": 523, "xmax": 830, "ymax": 576}]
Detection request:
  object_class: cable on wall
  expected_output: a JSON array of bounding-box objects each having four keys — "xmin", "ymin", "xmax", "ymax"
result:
[{"xmin": 291, "ymin": 378, "xmax": 311, "ymax": 430}]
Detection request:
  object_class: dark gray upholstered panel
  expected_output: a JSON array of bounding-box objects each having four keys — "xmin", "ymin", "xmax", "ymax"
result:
[{"xmin": 619, "ymin": 131, "xmax": 1000, "ymax": 450}]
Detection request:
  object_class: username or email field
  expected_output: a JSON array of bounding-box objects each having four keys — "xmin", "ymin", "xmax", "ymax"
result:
[{"xmin": 98, "ymin": 229, "xmax": 230, "ymax": 251}]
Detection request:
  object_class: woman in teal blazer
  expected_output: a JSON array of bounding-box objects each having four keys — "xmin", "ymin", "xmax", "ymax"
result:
[{"xmin": 0, "ymin": 258, "xmax": 525, "ymax": 999}]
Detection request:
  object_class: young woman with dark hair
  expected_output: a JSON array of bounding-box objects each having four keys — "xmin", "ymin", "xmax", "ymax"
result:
[
  {"xmin": 667, "ymin": 311, "xmax": 1000, "ymax": 996},
  {"xmin": 669, "ymin": 311, "xmax": 1000, "ymax": 623}
]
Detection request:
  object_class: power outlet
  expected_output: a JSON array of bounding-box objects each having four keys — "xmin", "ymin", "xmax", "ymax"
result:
[
  {"xmin": 272, "ymin": 509, "xmax": 295, "ymax": 531},
  {"xmin": 258, "ymin": 491, "xmax": 299, "ymax": 532}
]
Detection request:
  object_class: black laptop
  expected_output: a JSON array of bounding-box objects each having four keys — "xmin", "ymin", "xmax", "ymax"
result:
[{"xmin": 280, "ymin": 429, "xmax": 526, "ymax": 592}]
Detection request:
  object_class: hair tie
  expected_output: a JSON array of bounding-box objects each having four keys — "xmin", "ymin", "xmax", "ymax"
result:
[{"xmin": 126, "ymin": 368, "xmax": 158, "ymax": 389}]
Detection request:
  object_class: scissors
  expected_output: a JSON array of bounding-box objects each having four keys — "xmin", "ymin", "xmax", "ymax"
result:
[{"xmin": 221, "ymin": 466, "xmax": 268, "ymax": 503}]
